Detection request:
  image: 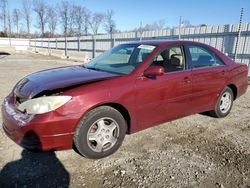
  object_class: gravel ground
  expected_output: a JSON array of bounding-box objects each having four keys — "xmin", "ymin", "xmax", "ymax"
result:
[{"xmin": 0, "ymin": 51, "xmax": 249, "ymax": 188}]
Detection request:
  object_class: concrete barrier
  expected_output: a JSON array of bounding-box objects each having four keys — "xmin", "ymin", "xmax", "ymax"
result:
[
  {"xmin": 28, "ymin": 47, "xmax": 91, "ymax": 63},
  {"xmin": 0, "ymin": 38, "xmax": 29, "ymax": 51},
  {"xmin": 0, "ymin": 46, "xmax": 16, "ymax": 53}
]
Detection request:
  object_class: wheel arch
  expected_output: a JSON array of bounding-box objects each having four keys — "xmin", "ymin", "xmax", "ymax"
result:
[
  {"xmin": 81, "ymin": 102, "xmax": 131, "ymax": 134},
  {"xmin": 101, "ymin": 103, "xmax": 131, "ymax": 134},
  {"xmin": 227, "ymin": 84, "xmax": 237, "ymax": 100}
]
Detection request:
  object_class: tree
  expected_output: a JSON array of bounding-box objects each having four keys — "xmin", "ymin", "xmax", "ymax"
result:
[
  {"xmin": 33, "ymin": 0, "xmax": 48, "ymax": 37},
  {"xmin": 12, "ymin": 8, "xmax": 21, "ymax": 35},
  {"xmin": 104, "ymin": 10, "xmax": 116, "ymax": 34},
  {"xmin": 7, "ymin": 9, "xmax": 11, "ymax": 36},
  {"xmin": 71, "ymin": 5, "xmax": 85, "ymax": 36},
  {"xmin": 143, "ymin": 19, "xmax": 166, "ymax": 31},
  {"xmin": 83, "ymin": 8, "xmax": 90, "ymax": 35},
  {"xmin": 68, "ymin": 3, "xmax": 76, "ymax": 36},
  {"xmin": 22, "ymin": 0, "xmax": 32, "ymax": 35},
  {"xmin": 0, "ymin": 0, "xmax": 8, "ymax": 32},
  {"xmin": 89, "ymin": 12, "xmax": 105, "ymax": 35},
  {"xmin": 181, "ymin": 20, "xmax": 193, "ymax": 28},
  {"xmin": 47, "ymin": 6, "xmax": 57, "ymax": 37},
  {"xmin": 200, "ymin": 24, "xmax": 207, "ymax": 27},
  {"xmin": 58, "ymin": 0, "xmax": 70, "ymax": 36},
  {"xmin": 0, "ymin": 31, "xmax": 7, "ymax": 37}
]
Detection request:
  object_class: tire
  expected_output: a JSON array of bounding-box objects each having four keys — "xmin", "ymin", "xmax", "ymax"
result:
[
  {"xmin": 73, "ymin": 106, "xmax": 127, "ymax": 159},
  {"xmin": 210, "ymin": 86, "xmax": 234, "ymax": 118}
]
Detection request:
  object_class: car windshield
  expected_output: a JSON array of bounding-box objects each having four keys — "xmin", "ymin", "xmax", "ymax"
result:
[{"xmin": 85, "ymin": 44, "xmax": 156, "ymax": 75}]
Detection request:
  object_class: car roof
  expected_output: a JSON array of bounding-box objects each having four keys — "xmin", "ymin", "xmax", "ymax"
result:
[{"xmin": 126, "ymin": 40, "xmax": 207, "ymax": 47}]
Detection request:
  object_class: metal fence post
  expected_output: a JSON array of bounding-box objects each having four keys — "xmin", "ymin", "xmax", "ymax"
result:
[
  {"xmin": 113, "ymin": 37, "xmax": 115, "ymax": 48},
  {"xmin": 65, "ymin": 37, "xmax": 68, "ymax": 57},
  {"xmin": 9, "ymin": 37, "xmax": 11, "ymax": 46},
  {"xmin": 110, "ymin": 33, "xmax": 113, "ymax": 48},
  {"xmin": 92, "ymin": 35, "xmax": 96, "ymax": 58},
  {"xmin": 48, "ymin": 38, "xmax": 50, "ymax": 55},
  {"xmin": 110, "ymin": 33, "xmax": 115, "ymax": 48},
  {"xmin": 234, "ymin": 8, "xmax": 244, "ymax": 62},
  {"xmin": 78, "ymin": 37, "xmax": 80, "ymax": 52},
  {"xmin": 140, "ymin": 31, "xmax": 144, "ymax": 41},
  {"xmin": 178, "ymin": 16, "xmax": 182, "ymax": 40},
  {"xmin": 56, "ymin": 38, "xmax": 58, "ymax": 50}
]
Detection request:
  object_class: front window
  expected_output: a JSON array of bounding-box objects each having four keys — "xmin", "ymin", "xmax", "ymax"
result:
[
  {"xmin": 85, "ymin": 44, "xmax": 156, "ymax": 75},
  {"xmin": 151, "ymin": 46, "xmax": 185, "ymax": 73}
]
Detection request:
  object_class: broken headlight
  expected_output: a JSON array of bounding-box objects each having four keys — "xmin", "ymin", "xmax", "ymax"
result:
[{"xmin": 17, "ymin": 96, "xmax": 72, "ymax": 115}]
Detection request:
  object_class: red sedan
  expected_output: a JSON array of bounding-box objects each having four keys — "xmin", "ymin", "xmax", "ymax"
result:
[{"xmin": 2, "ymin": 40, "xmax": 248, "ymax": 159}]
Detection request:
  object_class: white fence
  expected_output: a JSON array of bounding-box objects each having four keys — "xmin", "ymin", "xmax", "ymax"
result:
[
  {"xmin": 0, "ymin": 38, "xmax": 29, "ymax": 51},
  {"xmin": 28, "ymin": 23, "xmax": 250, "ymax": 65},
  {"xmin": 0, "ymin": 23, "xmax": 250, "ymax": 75}
]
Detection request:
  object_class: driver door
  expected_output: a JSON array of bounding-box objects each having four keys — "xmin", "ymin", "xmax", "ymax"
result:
[{"xmin": 135, "ymin": 46, "xmax": 193, "ymax": 130}]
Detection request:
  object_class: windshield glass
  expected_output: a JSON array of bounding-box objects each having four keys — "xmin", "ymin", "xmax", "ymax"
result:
[{"xmin": 85, "ymin": 44, "xmax": 156, "ymax": 75}]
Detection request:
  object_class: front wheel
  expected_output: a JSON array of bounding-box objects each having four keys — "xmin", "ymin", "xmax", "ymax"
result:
[
  {"xmin": 210, "ymin": 87, "xmax": 234, "ymax": 118},
  {"xmin": 74, "ymin": 106, "xmax": 127, "ymax": 159}
]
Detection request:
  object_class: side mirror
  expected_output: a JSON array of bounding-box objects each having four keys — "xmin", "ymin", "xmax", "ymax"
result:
[{"xmin": 144, "ymin": 66, "xmax": 164, "ymax": 77}]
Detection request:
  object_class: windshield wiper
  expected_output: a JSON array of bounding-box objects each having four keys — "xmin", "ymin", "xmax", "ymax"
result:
[
  {"xmin": 85, "ymin": 66, "xmax": 99, "ymax": 71},
  {"xmin": 84, "ymin": 66, "xmax": 123, "ymax": 75}
]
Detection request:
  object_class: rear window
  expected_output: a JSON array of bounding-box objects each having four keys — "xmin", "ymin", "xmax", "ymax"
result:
[{"xmin": 187, "ymin": 45, "xmax": 224, "ymax": 68}]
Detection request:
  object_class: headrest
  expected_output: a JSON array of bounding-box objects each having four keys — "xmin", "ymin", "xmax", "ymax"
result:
[
  {"xmin": 170, "ymin": 54, "xmax": 183, "ymax": 66},
  {"xmin": 160, "ymin": 50, "xmax": 169, "ymax": 59},
  {"xmin": 197, "ymin": 55, "xmax": 212, "ymax": 63}
]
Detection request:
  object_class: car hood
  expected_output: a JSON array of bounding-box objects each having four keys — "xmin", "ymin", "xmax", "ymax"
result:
[{"xmin": 14, "ymin": 65, "xmax": 119, "ymax": 98}]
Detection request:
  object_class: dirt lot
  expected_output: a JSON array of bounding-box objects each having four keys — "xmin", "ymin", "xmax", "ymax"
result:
[{"xmin": 0, "ymin": 51, "xmax": 249, "ymax": 188}]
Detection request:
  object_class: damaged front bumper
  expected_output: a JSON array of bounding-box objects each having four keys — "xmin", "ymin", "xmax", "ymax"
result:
[{"xmin": 1, "ymin": 95, "xmax": 80, "ymax": 151}]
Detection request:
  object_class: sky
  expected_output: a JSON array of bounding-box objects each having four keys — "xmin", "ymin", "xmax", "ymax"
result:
[{"xmin": 7, "ymin": 0, "xmax": 250, "ymax": 33}]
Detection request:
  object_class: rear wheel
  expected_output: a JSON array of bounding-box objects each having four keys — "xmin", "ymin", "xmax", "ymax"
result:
[
  {"xmin": 210, "ymin": 87, "xmax": 233, "ymax": 118},
  {"xmin": 74, "ymin": 106, "xmax": 127, "ymax": 159}
]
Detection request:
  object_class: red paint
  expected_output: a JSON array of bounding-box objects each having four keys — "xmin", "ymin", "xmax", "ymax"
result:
[{"xmin": 1, "ymin": 40, "xmax": 248, "ymax": 151}]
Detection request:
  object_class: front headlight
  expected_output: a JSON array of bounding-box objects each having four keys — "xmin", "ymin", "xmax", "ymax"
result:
[{"xmin": 18, "ymin": 96, "xmax": 72, "ymax": 115}]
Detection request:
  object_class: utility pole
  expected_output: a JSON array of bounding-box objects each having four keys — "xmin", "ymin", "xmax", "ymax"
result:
[
  {"xmin": 178, "ymin": 16, "xmax": 182, "ymax": 40},
  {"xmin": 234, "ymin": 8, "xmax": 243, "ymax": 61}
]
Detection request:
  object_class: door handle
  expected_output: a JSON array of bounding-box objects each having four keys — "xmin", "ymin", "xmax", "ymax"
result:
[
  {"xmin": 221, "ymin": 70, "xmax": 226, "ymax": 75},
  {"xmin": 184, "ymin": 77, "xmax": 191, "ymax": 83}
]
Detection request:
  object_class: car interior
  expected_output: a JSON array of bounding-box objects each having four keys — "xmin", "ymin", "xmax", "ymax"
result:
[{"xmin": 151, "ymin": 47, "xmax": 185, "ymax": 73}]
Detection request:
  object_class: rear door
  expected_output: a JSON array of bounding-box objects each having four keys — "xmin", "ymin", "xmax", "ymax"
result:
[{"xmin": 185, "ymin": 45, "xmax": 227, "ymax": 113}]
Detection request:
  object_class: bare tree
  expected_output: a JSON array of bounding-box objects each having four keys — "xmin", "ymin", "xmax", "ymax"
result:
[
  {"xmin": 22, "ymin": 0, "xmax": 32, "ymax": 35},
  {"xmin": 141, "ymin": 19, "xmax": 166, "ymax": 31},
  {"xmin": 12, "ymin": 9, "xmax": 21, "ymax": 35},
  {"xmin": 59, "ymin": 0, "xmax": 70, "ymax": 36},
  {"xmin": 0, "ymin": 0, "xmax": 8, "ymax": 32},
  {"xmin": 7, "ymin": 9, "xmax": 11, "ymax": 36},
  {"xmin": 70, "ymin": 5, "xmax": 86, "ymax": 36},
  {"xmin": 68, "ymin": 3, "xmax": 75, "ymax": 36},
  {"xmin": 181, "ymin": 20, "xmax": 193, "ymax": 27},
  {"xmin": 47, "ymin": 6, "xmax": 57, "ymax": 37},
  {"xmin": 104, "ymin": 10, "xmax": 116, "ymax": 34},
  {"xmin": 89, "ymin": 12, "xmax": 105, "ymax": 35},
  {"xmin": 83, "ymin": 8, "xmax": 90, "ymax": 35},
  {"xmin": 33, "ymin": 0, "xmax": 48, "ymax": 37}
]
